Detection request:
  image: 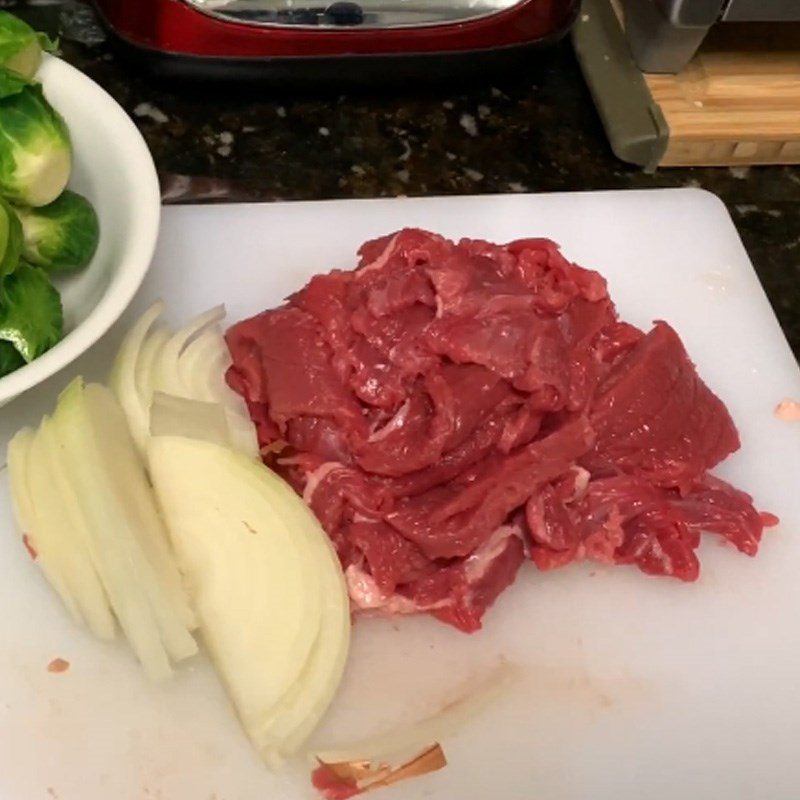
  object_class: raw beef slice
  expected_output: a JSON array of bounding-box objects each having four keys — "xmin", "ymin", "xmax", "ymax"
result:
[{"xmin": 225, "ymin": 229, "xmax": 776, "ymax": 633}]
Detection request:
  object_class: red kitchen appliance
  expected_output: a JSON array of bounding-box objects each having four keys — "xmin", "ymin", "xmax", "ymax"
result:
[{"xmin": 91, "ymin": 0, "xmax": 580, "ymax": 82}]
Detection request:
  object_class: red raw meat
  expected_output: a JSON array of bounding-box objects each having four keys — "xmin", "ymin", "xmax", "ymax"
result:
[
  {"xmin": 585, "ymin": 322, "xmax": 741, "ymax": 489},
  {"xmin": 528, "ymin": 472, "xmax": 773, "ymax": 580},
  {"xmin": 386, "ymin": 415, "xmax": 594, "ymax": 559},
  {"xmin": 225, "ymin": 229, "xmax": 776, "ymax": 633}
]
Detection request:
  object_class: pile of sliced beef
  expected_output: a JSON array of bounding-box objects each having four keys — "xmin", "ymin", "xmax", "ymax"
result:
[{"xmin": 225, "ymin": 229, "xmax": 776, "ymax": 633}]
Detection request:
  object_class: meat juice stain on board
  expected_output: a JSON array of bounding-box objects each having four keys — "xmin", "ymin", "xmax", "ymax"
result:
[{"xmin": 516, "ymin": 662, "xmax": 651, "ymax": 716}]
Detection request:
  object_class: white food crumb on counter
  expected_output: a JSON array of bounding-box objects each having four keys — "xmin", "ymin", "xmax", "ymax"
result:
[
  {"xmin": 398, "ymin": 139, "xmax": 412, "ymax": 162},
  {"xmin": 729, "ymin": 166, "xmax": 750, "ymax": 179},
  {"xmin": 442, "ymin": 100, "xmax": 454, "ymax": 110},
  {"xmin": 477, "ymin": 104, "xmax": 491, "ymax": 119},
  {"xmin": 508, "ymin": 182, "xmax": 528, "ymax": 193},
  {"xmin": 276, "ymin": 106, "xmax": 287, "ymax": 118},
  {"xmin": 736, "ymin": 204, "xmax": 782, "ymax": 219},
  {"xmin": 459, "ymin": 113, "xmax": 478, "ymax": 137},
  {"xmin": 445, "ymin": 152, "xmax": 457, "ymax": 161},
  {"xmin": 133, "ymin": 102, "xmax": 168, "ymax": 124},
  {"xmin": 219, "ymin": 131, "xmax": 234, "ymax": 145},
  {"xmin": 216, "ymin": 145, "xmax": 232, "ymax": 157},
  {"xmin": 319, "ymin": 127, "xmax": 330, "ymax": 136},
  {"xmin": 464, "ymin": 168, "xmax": 484, "ymax": 182}
]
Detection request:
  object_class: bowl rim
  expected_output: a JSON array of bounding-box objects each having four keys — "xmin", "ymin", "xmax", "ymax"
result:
[{"xmin": 0, "ymin": 55, "xmax": 160, "ymax": 404}]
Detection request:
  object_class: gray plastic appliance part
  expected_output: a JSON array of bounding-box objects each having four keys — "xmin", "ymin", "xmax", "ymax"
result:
[
  {"xmin": 723, "ymin": 0, "xmax": 800, "ymax": 21},
  {"xmin": 622, "ymin": 0, "xmax": 800, "ymax": 74},
  {"xmin": 572, "ymin": 0, "xmax": 669, "ymax": 171},
  {"xmin": 621, "ymin": 0, "xmax": 723, "ymax": 73}
]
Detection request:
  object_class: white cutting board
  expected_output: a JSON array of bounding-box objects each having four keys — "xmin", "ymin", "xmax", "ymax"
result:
[{"xmin": 1, "ymin": 189, "xmax": 798, "ymax": 800}]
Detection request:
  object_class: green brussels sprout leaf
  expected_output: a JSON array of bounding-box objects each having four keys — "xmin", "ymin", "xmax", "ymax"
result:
[
  {"xmin": 17, "ymin": 190, "xmax": 99, "ymax": 273},
  {"xmin": 0, "ymin": 65, "xmax": 29, "ymax": 99},
  {"xmin": 0, "ymin": 195, "xmax": 22, "ymax": 279},
  {"xmin": 0, "ymin": 12, "xmax": 56, "ymax": 79},
  {"xmin": 0, "ymin": 83, "xmax": 72, "ymax": 207},
  {"xmin": 36, "ymin": 32, "xmax": 59, "ymax": 54},
  {"xmin": 0, "ymin": 262, "xmax": 62, "ymax": 362},
  {"xmin": 0, "ymin": 338, "xmax": 24, "ymax": 377}
]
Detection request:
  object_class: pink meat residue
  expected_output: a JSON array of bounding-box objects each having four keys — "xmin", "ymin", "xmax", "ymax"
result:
[{"xmin": 775, "ymin": 399, "xmax": 800, "ymax": 422}]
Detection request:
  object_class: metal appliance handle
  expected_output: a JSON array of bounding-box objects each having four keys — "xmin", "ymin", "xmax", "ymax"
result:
[{"xmin": 184, "ymin": 0, "xmax": 528, "ymax": 29}]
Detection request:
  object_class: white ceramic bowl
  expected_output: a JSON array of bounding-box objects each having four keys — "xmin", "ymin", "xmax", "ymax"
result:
[{"xmin": 0, "ymin": 55, "xmax": 160, "ymax": 406}]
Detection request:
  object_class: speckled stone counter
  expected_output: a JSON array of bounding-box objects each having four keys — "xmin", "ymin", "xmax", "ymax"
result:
[{"xmin": 9, "ymin": 0, "xmax": 800, "ymax": 355}]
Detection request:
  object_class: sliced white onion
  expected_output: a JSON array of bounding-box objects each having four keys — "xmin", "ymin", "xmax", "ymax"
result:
[
  {"xmin": 149, "ymin": 435, "xmax": 328, "ymax": 761},
  {"xmin": 177, "ymin": 327, "xmax": 226, "ymax": 402},
  {"xmin": 150, "ymin": 392, "xmax": 232, "ymax": 449},
  {"xmin": 82, "ymin": 384, "xmax": 197, "ymax": 637},
  {"xmin": 148, "ymin": 400, "xmax": 350, "ymax": 767},
  {"xmin": 248, "ymin": 467, "xmax": 351, "ymax": 766},
  {"xmin": 155, "ymin": 306, "xmax": 226, "ymax": 398},
  {"xmin": 111, "ymin": 304, "xmax": 258, "ymax": 460},
  {"xmin": 135, "ymin": 325, "xmax": 170, "ymax": 406},
  {"xmin": 109, "ymin": 300, "xmax": 166, "ymax": 455},
  {"xmin": 33, "ymin": 418, "xmax": 117, "ymax": 641},
  {"xmin": 7, "ymin": 427, "xmax": 82, "ymax": 625},
  {"xmin": 174, "ymin": 326, "xmax": 259, "ymax": 458},
  {"xmin": 49, "ymin": 379, "xmax": 197, "ymax": 679}
]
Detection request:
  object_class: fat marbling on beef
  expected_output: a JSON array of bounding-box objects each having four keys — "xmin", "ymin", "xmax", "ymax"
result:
[{"xmin": 225, "ymin": 229, "xmax": 776, "ymax": 633}]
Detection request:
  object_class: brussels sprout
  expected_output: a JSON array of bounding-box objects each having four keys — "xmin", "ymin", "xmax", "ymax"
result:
[
  {"xmin": 0, "ymin": 83, "xmax": 71, "ymax": 207},
  {"xmin": 16, "ymin": 190, "xmax": 99, "ymax": 273},
  {"xmin": 0, "ymin": 12, "xmax": 56, "ymax": 80},
  {"xmin": 0, "ymin": 340, "xmax": 24, "ymax": 377},
  {"xmin": 0, "ymin": 262, "xmax": 62, "ymax": 364},
  {"xmin": 0, "ymin": 195, "xmax": 22, "ymax": 279},
  {"xmin": 0, "ymin": 66, "xmax": 28, "ymax": 100}
]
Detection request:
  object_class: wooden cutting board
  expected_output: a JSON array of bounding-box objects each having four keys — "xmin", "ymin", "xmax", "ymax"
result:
[{"xmin": 0, "ymin": 191, "xmax": 798, "ymax": 800}]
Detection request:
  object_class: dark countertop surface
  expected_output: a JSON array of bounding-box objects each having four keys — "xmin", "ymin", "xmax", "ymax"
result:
[{"xmin": 10, "ymin": 1, "xmax": 800, "ymax": 357}]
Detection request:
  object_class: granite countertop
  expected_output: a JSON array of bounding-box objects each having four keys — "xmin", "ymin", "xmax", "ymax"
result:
[{"xmin": 9, "ymin": 1, "xmax": 800, "ymax": 356}]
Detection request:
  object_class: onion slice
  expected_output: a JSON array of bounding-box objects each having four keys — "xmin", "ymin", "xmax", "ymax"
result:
[
  {"xmin": 109, "ymin": 300, "xmax": 166, "ymax": 454},
  {"xmin": 8, "ymin": 378, "xmax": 198, "ymax": 680},
  {"xmin": 110, "ymin": 304, "xmax": 258, "ymax": 460},
  {"xmin": 7, "ymin": 427, "xmax": 81, "ymax": 624},
  {"xmin": 150, "ymin": 392, "xmax": 231, "ymax": 448},
  {"xmin": 155, "ymin": 306, "xmax": 226, "ymax": 398},
  {"xmin": 148, "ymin": 397, "xmax": 350, "ymax": 766},
  {"xmin": 32, "ymin": 418, "xmax": 117, "ymax": 641}
]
